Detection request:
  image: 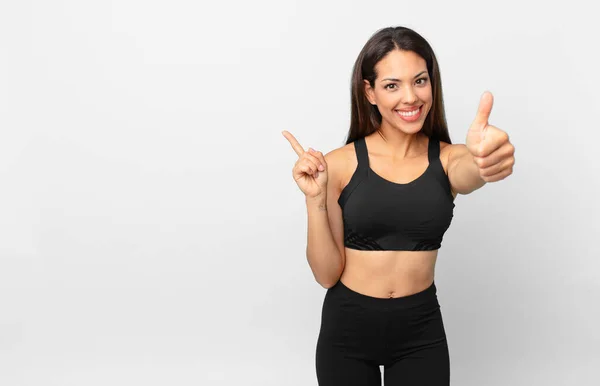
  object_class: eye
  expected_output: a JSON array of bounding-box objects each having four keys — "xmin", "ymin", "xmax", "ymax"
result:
[{"xmin": 385, "ymin": 78, "xmax": 428, "ymax": 90}]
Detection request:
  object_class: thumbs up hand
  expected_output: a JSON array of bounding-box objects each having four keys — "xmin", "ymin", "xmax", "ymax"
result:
[{"xmin": 466, "ymin": 91, "xmax": 515, "ymax": 182}]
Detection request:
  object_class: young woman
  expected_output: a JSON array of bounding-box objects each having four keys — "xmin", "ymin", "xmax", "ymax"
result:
[{"xmin": 283, "ymin": 26, "xmax": 515, "ymax": 386}]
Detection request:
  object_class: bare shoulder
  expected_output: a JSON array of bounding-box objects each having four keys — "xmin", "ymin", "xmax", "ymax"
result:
[
  {"xmin": 325, "ymin": 142, "xmax": 356, "ymax": 165},
  {"xmin": 325, "ymin": 142, "xmax": 357, "ymax": 193}
]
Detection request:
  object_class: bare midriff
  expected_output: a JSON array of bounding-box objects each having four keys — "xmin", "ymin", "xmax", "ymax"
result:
[{"xmin": 339, "ymin": 248, "xmax": 438, "ymax": 298}]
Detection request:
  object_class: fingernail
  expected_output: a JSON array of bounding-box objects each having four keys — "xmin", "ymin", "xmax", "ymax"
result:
[{"xmin": 319, "ymin": 164, "xmax": 324, "ymax": 171}]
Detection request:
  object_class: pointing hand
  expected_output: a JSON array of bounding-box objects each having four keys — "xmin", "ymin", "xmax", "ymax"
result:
[{"xmin": 282, "ymin": 130, "xmax": 328, "ymax": 198}]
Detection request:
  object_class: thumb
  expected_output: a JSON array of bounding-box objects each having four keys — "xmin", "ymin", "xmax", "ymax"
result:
[
  {"xmin": 466, "ymin": 91, "xmax": 493, "ymax": 156},
  {"xmin": 471, "ymin": 91, "xmax": 494, "ymax": 131}
]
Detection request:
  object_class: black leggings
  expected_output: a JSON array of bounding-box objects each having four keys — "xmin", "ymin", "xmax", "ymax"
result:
[{"xmin": 316, "ymin": 279, "xmax": 450, "ymax": 385}]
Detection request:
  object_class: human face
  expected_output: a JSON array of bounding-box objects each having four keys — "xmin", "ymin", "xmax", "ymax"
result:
[{"xmin": 364, "ymin": 50, "xmax": 432, "ymax": 135}]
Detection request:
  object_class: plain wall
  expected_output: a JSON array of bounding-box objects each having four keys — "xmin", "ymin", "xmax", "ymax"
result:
[{"xmin": 1, "ymin": 0, "xmax": 598, "ymax": 385}]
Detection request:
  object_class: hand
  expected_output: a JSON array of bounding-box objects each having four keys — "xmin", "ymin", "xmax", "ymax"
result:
[
  {"xmin": 465, "ymin": 91, "xmax": 515, "ymax": 182},
  {"xmin": 282, "ymin": 130, "xmax": 328, "ymax": 198}
]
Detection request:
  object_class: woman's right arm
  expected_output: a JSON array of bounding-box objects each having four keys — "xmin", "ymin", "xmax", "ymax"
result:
[{"xmin": 305, "ymin": 150, "xmax": 346, "ymax": 288}]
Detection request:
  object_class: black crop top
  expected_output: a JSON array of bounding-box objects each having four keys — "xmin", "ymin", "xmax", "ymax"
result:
[{"xmin": 337, "ymin": 136, "xmax": 455, "ymax": 251}]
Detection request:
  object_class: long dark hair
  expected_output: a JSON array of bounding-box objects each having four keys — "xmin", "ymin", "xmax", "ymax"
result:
[{"xmin": 345, "ymin": 26, "xmax": 451, "ymax": 145}]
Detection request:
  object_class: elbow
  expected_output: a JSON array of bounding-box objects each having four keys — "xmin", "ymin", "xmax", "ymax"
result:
[
  {"xmin": 315, "ymin": 271, "xmax": 341, "ymax": 289},
  {"xmin": 453, "ymin": 187, "xmax": 474, "ymax": 196},
  {"xmin": 317, "ymin": 262, "xmax": 344, "ymax": 289},
  {"xmin": 309, "ymin": 269, "xmax": 340, "ymax": 289},
  {"xmin": 451, "ymin": 179, "xmax": 487, "ymax": 196},
  {"xmin": 459, "ymin": 181, "xmax": 487, "ymax": 195},
  {"xmin": 307, "ymin": 248, "xmax": 345, "ymax": 289},
  {"xmin": 319, "ymin": 279, "xmax": 338, "ymax": 289}
]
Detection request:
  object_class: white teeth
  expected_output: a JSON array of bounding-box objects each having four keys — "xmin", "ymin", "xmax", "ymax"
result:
[{"xmin": 396, "ymin": 107, "xmax": 420, "ymax": 117}]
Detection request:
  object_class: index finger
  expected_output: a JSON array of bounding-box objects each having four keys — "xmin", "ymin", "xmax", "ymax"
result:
[{"xmin": 282, "ymin": 130, "xmax": 305, "ymax": 156}]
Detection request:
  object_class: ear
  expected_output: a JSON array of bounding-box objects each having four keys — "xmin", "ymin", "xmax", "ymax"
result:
[{"xmin": 363, "ymin": 79, "xmax": 376, "ymax": 105}]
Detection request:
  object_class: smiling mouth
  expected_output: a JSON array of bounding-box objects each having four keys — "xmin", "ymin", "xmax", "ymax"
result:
[
  {"xmin": 396, "ymin": 106, "xmax": 421, "ymax": 112},
  {"xmin": 395, "ymin": 106, "xmax": 423, "ymax": 120}
]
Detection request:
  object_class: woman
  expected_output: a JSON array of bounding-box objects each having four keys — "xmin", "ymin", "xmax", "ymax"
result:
[{"xmin": 283, "ymin": 26, "xmax": 515, "ymax": 385}]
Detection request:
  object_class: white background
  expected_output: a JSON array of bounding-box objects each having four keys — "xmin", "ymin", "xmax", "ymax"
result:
[{"xmin": 1, "ymin": 0, "xmax": 599, "ymax": 385}]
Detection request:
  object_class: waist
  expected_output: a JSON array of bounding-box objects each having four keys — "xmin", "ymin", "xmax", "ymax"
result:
[{"xmin": 340, "ymin": 248, "xmax": 438, "ymax": 298}]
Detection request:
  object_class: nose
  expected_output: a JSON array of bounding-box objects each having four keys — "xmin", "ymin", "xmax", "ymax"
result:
[{"xmin": 402, "ymin": 85, "xmax": 418, "ymax": 104}]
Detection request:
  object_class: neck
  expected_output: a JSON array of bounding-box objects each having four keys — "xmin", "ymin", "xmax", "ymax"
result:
[{"xmin": 374, "ymin": 124, "xmax": 426, "ymax": 159}]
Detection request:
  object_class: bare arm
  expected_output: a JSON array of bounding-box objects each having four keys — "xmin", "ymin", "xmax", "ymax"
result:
[
  {"xmin": 305, "ymin": 150, "xmax": 346, "ymax": 288},
  {"xmin": 447, "ymin": 144, "xmax": 487, "ymax": 195}
]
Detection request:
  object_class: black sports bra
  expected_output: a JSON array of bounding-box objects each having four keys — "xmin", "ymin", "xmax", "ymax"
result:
[{"xmin": 337, "ymin": 136, "xmax": 455, "ymax": 251}]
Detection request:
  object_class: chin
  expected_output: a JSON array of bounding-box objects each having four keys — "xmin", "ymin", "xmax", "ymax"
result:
[{"xmin": 394, "ymin": 124, "xmax": 424, "ymax": 135}]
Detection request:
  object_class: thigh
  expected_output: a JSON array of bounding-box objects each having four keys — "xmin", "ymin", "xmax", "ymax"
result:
[
  {"xmin": 315, "ymin": 282, "xmax": 385, "ymax": 386},
  {"xmin": 316, "ymin": 341, "xmax": 381, "ymax": 386},
  {"xmin": 383, "ymin": 342, "xmax": 450, "ymax": 385},
  {"xmin": 383, "ymin": 289, "xmax": 450, "ymax": 385}
]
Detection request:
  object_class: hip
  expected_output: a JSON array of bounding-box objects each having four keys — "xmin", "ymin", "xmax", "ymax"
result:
[{"xmin": 318, "ymin": 278, "xmax": 447, "ymax": 362}]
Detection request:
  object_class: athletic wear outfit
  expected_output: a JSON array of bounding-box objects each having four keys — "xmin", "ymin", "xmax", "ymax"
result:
[{"xmin": 316, "ymin": 136, "xmax": 455, "ymax": 385}]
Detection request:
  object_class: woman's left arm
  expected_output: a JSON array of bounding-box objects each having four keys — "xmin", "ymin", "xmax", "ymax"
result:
[{"xmin": 447, "ymin": 91, "xmax": 516, "ymax": 195}]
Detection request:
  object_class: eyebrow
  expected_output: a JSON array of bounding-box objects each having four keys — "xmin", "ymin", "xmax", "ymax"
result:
[{"xmin": 381, "ymin": 71, "xmax": 428, "ymax": 82}]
